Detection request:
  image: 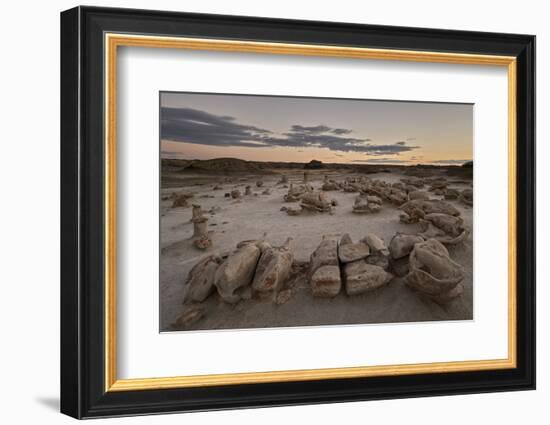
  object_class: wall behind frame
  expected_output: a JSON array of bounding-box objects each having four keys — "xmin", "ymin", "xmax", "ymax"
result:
[{"xmin": 0, "ymin": 1, "xmax": 544, "ymax": 424}]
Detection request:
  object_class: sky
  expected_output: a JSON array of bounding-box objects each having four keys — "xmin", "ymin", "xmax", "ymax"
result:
[{"xmin": 160, "ymin": 91, "xmax": 473, "ymax": 165}]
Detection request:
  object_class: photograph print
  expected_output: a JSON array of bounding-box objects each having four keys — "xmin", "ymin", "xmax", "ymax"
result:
[{"xmin": 160, "ymin": 91, "xmax": 473, "ymax": 332}]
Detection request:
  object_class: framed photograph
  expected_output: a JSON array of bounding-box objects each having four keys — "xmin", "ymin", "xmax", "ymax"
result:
[{"xmin": 60, "ymin": 6, "xmax": 536, "ymax": 419}]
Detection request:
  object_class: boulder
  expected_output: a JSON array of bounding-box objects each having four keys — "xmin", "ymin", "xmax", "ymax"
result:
[
  {"xmin": 322, "ymin": 175, "xmax": 340, "ymax": 191},
  {"xmin": 389, "ymin": 233, "xmax": 424, "ymax": 259},
  {"xmin": 459, "ymin": 188, "xmax": 473, "ymax": 206},
  {"xmin": 284, "ymin": 183, "xmax": 311, "ymax": 202},
  {"xmin": 408, "ymin": 190, "xmax": 430, "ymax": 201},
  {"xmin": 406, "ymin": 239, "xmax": 464, "ymax": 298},
  {"xmin": 386, "ymin": 188, "xmax": 408, "ymax": 205},
  {"xmin": 352, "ymin": 194, "xmax": 381, "ymax": 214},
  {"xmin": 399, "ymin": 199, "xmax": 461, "ymax": 221},
  {"xmin": 300, "ymin": 191, "xmax": 332, "ymax": 212},
  {"xmin": 252, "ymin": 239, "xmax": 293, "ymax": 294},
  {"xmin": 285, "ymin": 206, "xmax": 303, "ymax": 216},
  {"xmin": 339, "ymin": 233, "xmax": 353, "ymax": 246},
  {"xmin": 362, "ymin": 234, "xmax": 390, "ymax": 270},
  {"xmin": 309, "ymin": 238, "xmax": 339, "ymax": 273},
  {"xmin": 444, "ymin": 188, "xmax": 460, "ymax": 200},
  {"xmin": 424, "ymin": 213, "xmax": 465, "ymax": 237},
  {"xmin": 184, "ymin": 255, "xmax": 222, "ymax": 303},
  {"xmin": 361, "ymin": 234, "xmax": 389, "ymax": 255},
  {"xmin": 338, "ymin": 242, "xmax": 370, "ymax": 263},
  {"xmin": 214, "ymin": 243, "xmax": 261, "ymax": 303},
  {"xmin": 344, "ymin": 261, "xmax": 393, "ymax": 295},
  {"xmin": 230, "ymin": 189, "xmax": 241, "ymax": 199},
  {"xmin": 418, "ymin": 213, "xmax": 470, "ymax": 245},
  {"xmin": 429, "ymin": 179, "xmax": 448, "ymax": 191},
  {"xmin": 310, "ymin": 265, "xmax": 341, "ymax": 297}
]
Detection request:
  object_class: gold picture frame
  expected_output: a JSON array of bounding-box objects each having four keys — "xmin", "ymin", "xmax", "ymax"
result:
[{"xmin": 104, "ymin": 33, "xmax": 517, "ymax": 392}]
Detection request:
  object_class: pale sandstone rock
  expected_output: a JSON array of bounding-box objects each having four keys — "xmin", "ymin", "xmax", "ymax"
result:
[
  {"xmin": 406, "ymin": 239, "xmax": 464, "ymax": 297},
  {"xmin": 339, "ymin": 233, "xmax": 353, "ymax": 246},
  {"xmin": 408, "ymin": 190, "xmax": 430, "ymax": 201},
  {"xmin": 389, "ymin": 233, "xmax": 424, "ymax": 259},
  {"xmin": 184, "ymin": 255, "xmax": 222, "ymax": 303},
  {"xmin": 214, "ymin": 243, "xmax": 261, "ymax": 303},
  {"xmin": 338, "ymin": 242, "xmax": 370, "ymax": 263},
  {"xmin": 300, "ymin": 191, "xmax": 332, "ymax": 213},
  {"xmin": 252, "ymin": 239, "xmax": 293, "ymax": 294},
  {"xmin": 310, "ymin": 265, "xmax": 341, "ymax": 297},
  {"xmin": 309, "ymin": 238, "xmax": 339, "ymax": 273},
  {"xmin": 344, "ymin": 261, "xmax": 393, "ymax": 295}
]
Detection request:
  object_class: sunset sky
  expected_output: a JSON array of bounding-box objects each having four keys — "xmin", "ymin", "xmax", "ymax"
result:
[{"xmin": 160, "ymin": 91, "xmax": 473, "ymax": 166}]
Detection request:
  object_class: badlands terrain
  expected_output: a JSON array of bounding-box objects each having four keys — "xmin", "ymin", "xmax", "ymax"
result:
[{"xmin": 160, "ymin": 158, "xmax": 473, "ymax": 332}]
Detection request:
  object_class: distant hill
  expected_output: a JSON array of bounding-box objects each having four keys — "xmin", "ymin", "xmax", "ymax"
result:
[
  {"xmin": 161, "ymin": 157, "xmax": 473, "ymax": 177},
  {"xmin": 163, "ymin": 157, "xmax": 266, "ymax": 173}
]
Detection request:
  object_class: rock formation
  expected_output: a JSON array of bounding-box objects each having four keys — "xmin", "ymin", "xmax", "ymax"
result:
[
  {"xmin": 309, "ymin": 237, "xmax": 341, "ymax": 297},
  {"xmin": 388, "ymin": 233, "xmax": 424, "ymax": 277},
  {"xmin": 321, "ymin": 175, "xmax": 340, "ymax": 191},
  {"xmin": 459, "ymin": 188, "xmax": 473, "ymax": 206},
  {"xmin": 418, "ymin": 213, "xmax": 469, "ymax": 245},
  {"xmin": 344, "ymin": 261, "xmax": 393, "ymax": 296},
  {"xmin": 352, "ymin": 194, "xmax": 382, "ymax": 214},
  {"xmin": 214, "ymin": 242, "xmax": 262, "ymax": 303},
  {"xmin": 284, "ymin": 183, "xmax": 311, "ymax": 202},
  {"xmin": 406, "ymin": 238, "xmax": 464, "ymax": 303},
  {"xmin": 183, "ymin": 255, "xmax": 222, "ymax": 303},
  {"xmin": 252, "ymin": 238, "xmax": 293, "ymax": 295},
  {"xmin": 300, "ymin": 191, "xmax": 333, "ymax": 213},
  {"xmin": 361, "ymin": 234, "xmax": 390, "ymax": 270},
  {"xmin": 190, "ymin": 204, "xmax": 211, "ymax": 249},
  {"xmin": 338, "ymin": 241, "xmax": 370, "ymax": 263},
  {"xmin": 399, "ymin": 199, "xmax": 461, "ymax": 223}
]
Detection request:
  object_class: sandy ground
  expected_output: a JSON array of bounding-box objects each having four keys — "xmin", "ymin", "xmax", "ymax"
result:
[{"xmin": 160, "ymin": 169, "xmax": 473, "ymax": 331}]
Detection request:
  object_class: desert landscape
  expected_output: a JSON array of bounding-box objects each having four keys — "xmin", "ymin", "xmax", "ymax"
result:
[{"xmin": 160, "ymin": 158, "xmax": 473, "ymax": 332}]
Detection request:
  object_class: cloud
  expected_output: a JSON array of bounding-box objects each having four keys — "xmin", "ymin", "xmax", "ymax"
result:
[
  {"xmin": 331, "ymin": 128, "xmax": 353, "ymax": 135},
  {"xmin": 290, "ymin": 124, "xmax": 331, "ymax": 134},
  {"xmin": 161, "ymin": 107, "xmax": 421, "ymax": 156},
  {"xmin": 161, "ymin": 107, "xmax": 274, "ymax": 149},
  {"xmin": 395, "ymin": 141, "xmax": 406, "ymax": 145}
]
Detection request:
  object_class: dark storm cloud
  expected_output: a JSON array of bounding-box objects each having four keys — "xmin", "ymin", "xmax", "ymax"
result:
[
  {"xmin": 161, "ymin": 107, "xmax": 420, "ymax": 156},
  {"xmin": 161, "ymin": 107, "xmax": 274, "ymax": 148},
  {"xmin": 290, "ymin": 124, "xmax": 331, "ymax": 134},
  {"xmin": 331, "ymin": 128, "xmax": 353, "ymax": 135}
]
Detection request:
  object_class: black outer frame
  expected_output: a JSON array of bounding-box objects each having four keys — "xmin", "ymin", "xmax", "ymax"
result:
[{"xmin": 60, "ymin": 6, "xmax": 536, "ymax": 419}]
